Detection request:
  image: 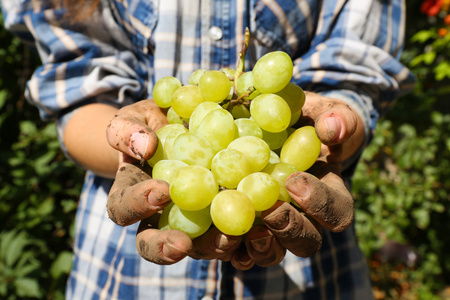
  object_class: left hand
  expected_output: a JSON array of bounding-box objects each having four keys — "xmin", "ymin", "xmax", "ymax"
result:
[{"xmin": 229, "ymin": 91, "xmax": 365, "ymax": 270}]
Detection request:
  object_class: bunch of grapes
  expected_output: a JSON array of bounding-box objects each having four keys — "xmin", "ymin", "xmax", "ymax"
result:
[{"xmin": 149, "ymin": 36, "xmax": 321, "ymax": 239}]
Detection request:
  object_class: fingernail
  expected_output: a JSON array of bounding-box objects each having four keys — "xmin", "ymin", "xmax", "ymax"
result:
[
  {"xmin": 215, "ymin": 234, "xmax": 239, "ymax": 250},
  {"xmin": 147, "ymin": 188, "xmax": 170, "ymax": 206},
  {"xmin": 250, "ymin": 236, "xmax": 272, "ymax": 253},
  {"xmin": 325, "ymin": 117, "xmax": 341, "ymax": 141},
  {"xmin": 286, "ymin": 176, "xmax": 310, "ymax": 199},
  {"xmin": 163, "ymin": 243, "xmax": 187, "ymax": 260},
  {"xmin": 265, "ymin": 210, "xmax": 290, "ymax": 230},
  {"xmin": 238, "ymin": 253, "xmax": 253, "ymax": 266},
  {"xmin": 129, "ymin": 131, "xmax": 149, "ymax": 159}
]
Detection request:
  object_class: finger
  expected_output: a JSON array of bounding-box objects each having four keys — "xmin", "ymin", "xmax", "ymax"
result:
[
  {"xmin": 106, "ymin": 99, "xmax": 168, "ymax": 161},
  {"xmin": 107, "ymin": 162, "xmax": 170, "ymax": 226},
  {"xmin": 261, "ymin": 202, "xmax": 322, "ymax": 258},
  {"xmin": 231, "ymin": 245, "xmax": 255, "ymax": 271},
  {"xmin": 245, "ymin": 225, "xmax": 286, "ymax": 267},
  {"xmin": 189, "ymin": 227, "xmax": 242, "ymax": 261},
  {"xmin": 136, "ymin": 217, "xmax": 192, "ymax": 264},
  {"xmin": 314, "ymin": 105, "xmax": 358, "ymax": 146},
  {"xmin": 285, "ymin": 171, "xmax": 354, "ymax": 233}
]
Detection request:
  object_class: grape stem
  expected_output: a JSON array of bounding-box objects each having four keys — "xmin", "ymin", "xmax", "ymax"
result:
[
  {"xmin": 234, "ymin": 27, "xmax": 250, "ymax": 93},
  {"xmin": 224, "ymin": 27, "xmax": 251, "ymax": 113}
]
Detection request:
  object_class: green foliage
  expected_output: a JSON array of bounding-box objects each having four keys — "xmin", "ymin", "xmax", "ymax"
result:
[
  {"xmin": 353, "ymin": 1, "xmax": 450, "ymax": 298},
  {"xmin": 0, "ymin": 12, "xmax": 83, "ymax": 300}
]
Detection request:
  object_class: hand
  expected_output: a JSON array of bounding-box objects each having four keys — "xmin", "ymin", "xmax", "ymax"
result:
[
  {"xmin": 106, "ymin": 99, "xmax": 242, "ymax": 265},
  {"xmin": 230, "ymin": 91, "xmax": 365, "ymax": 270}
]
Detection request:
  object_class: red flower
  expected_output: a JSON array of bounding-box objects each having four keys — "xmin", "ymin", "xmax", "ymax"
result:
[{"xmin": 421, "ymin": 0, "xmax": 443, "ymax": 16}]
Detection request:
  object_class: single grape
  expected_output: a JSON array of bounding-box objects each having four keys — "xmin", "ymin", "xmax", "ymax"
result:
[
  {"xmin": 198, "ymin": 70, "xmax": 231, "ymax": 103},
  {"xmin": 289, "ymin": 109, "xmax": 301, "ymax": 127},
  {"xmin": 170, "ymin": 165, "xmax": 218, "ymax": 211},
  {"xmin": 153, "ymin": 76, "xmax": 182, "ymax": 108},
  {"xmin": 252, "ymin": 51, "xmax": 293, "ymax": 93},
  {"xmin": 168, "ymin": 204, "xmax": 212, "ymax": 239},
  {"xmin": 158, "ymin": 202, "xmax": 174, "ymax": 231},
  {"xmin": 261, "ymin": 128, "xmax": 288, "ymax": 150},
  {"xmin": 210, "ymin": 190, "xmax": 255, "ymax": 236},
  {"xmin": 167, "ymin": 106, "xmax": 189, "ymax": 125},
  {"xmin": 236, "ymin": 71, "xmax": 260, "ymax": 100},
  {"xmin": 196, "ymin": 108, "xmax": 235, "ymax": 153},
  {"xmin": 189, "ymin": 101, "xmax": 222, "ymax": 133},
  {"xmin": 211, "ymin": 148, "xmax": 252, "ymax": 189},
  {"xmin": 262, "ymin": 162, "xmax": 298, "ymax": 203},
  {"xmin": 172, "ymin": 85, "xmax": 205, "ymax": 118},
  {"xmin": 189, "ymin": 69, "xmax": 206, "ymax": 85},
  {"xmin": 230, "ymin": 104, "xmax": 251, "ymax": 119},
  {"xmin": 152, "ymin": 159, "xmax": 189, "ymax": 184},
  {"xmin": 275, "ymin": 82, "xmax": 305, "ymax": 114},
  {"xmin": 219, "ymin": 67, "xmax": 236, "ymax": 80},
  {"xmin": 172, "ymin": 132, "xmax": 215, "ymax": 168},
  {"xmin": 250, "ymin": 94, "xmax": 291, "ymax": 133},
  {"xmin": 148, "ymin": 124, "xmax": 188, "ymax": 166},
  {"xmin": 268, "ymin": 150, "xmax": 281, "ymax": 164},
  {"xmin": 280, "ymin": 126, "xmax": 321, "ymax": 171},
  {"xmin": 234, "ymin": 118, "xmax": 263, "ymax": 139},
  {"xmin": 227, "ymin": 136, "xmax": 271, "ymax": 172},
  {"xmin": 237, "ymin": 172, "xmax": 280, "ymax": 211}
]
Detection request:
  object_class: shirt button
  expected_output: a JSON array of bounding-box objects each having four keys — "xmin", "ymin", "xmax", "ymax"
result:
[{"xmin": 208, "ymin": 26, "xmax": 223, "ymax": 41}]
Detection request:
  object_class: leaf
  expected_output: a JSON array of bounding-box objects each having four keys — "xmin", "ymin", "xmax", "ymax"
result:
[
  {"xmin": 14, "ymin": 277, "xmax": 42, "ymax": 298},
  {"xmin": 50, "ymin": 251, "xmax": 73, "ymax": 279},
  {"xmin": 410, "ymin": 30, "xmax": 435, "ymax": 43},
  {"xmin": 3, "ymin": 232, "xmax": 28, "ymax": 267},
  {"xmin": 422, "ymin": 51, "xmax": 436, "ymax": 65}
]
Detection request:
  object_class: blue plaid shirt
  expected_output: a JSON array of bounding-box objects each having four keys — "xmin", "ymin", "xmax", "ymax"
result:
[{"xmin": 2, "ymin": 0, "xmax": 415, "ymax": 299}]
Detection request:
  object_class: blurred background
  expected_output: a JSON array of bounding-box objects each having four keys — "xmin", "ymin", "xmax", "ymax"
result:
[{"xmin": 0, "ymin": 0, "xmax": 449, "ymax": 299}]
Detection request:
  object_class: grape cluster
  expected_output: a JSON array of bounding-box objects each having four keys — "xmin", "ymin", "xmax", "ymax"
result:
[{"xmin": 150, "ymin": 50, "xmax": 321, "ymax": 238}]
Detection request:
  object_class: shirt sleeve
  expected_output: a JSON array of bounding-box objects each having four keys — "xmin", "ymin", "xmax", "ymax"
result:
[
  {"xmin": 2, "ymin": 0, "xmax": 152, "ymax": 161},
  {"xmin": 292, "ymin": 0, "xmax": 416, "ymax": 138}
]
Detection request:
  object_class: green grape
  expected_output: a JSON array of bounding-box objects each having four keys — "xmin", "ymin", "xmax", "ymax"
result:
[
  {"xmin": 172, "ymin": 85, "xmax": 205, "ymax": 118},
  {"xmin": 211, "ymin": 148, "xmax": 252, "ymax": 189},
  {"xmin": 210, "ymin": 190, "xmax": 255, "ymax": 236},
  {"xmin": 189, "ymin": 69, "xmax": 206, "ymax": 85},
  {"xmin": 189, "ymin": 101, "xmax": 222, "ymax": 133},
  {"xmin": 164, "ymin": 130, "xmax": 187, "ymax": 159},
  {"xmin": 230, "ymin": 104, "xmax": 251, "ymax": 119},
  {"xmin": 262, "ymin": 162, "xmax": 298, "ymax": 203},
  {"xmin": 227, "ymin": 136, "xmax": 270, "ymax": 172},
  {"xmin": 252, "ymin": 51, "xmax": 293, "ymax": 93},
  {"xmin": 237, "ymin": 172, "xmax": 280, "ymax": 211},
  {"xmin": 148, "ymin": 124, "xmax": 188, "ymax": 166},
  {"xmin": 289, "ymin": 110, "xmax": 301, "ymax": 127},
  {"xmin": 196, "ymin": 108, "xmax": 235, "ymax": 153},
  {"xmin": 275, "ymin": 82, "xmax": 305, "ymax": 114},
  {"xmin": 268, "ymin": 150, "xmax": 281, "ymax": 164},
  {"xmin": 170, "ymin": 165, "xmax": 218, "ymax": 211},
  {"xmin": 152, "ymin": 159, "xmax": 189, "ymax": 184},
  {"xmin": 280, "ymin": 126, "xmax": 321, "ymax": 171},
  {"xmin": 168, "ymin": 204, "xmax": 212, "ymax": 239},
  {"xmin": 236, "ymin": 71, "xmax": 260, "ymax": 100},
  {"xmin": 219, "ymin": 67, "xmax": 236, "ymax": 80},
  {"xmin": 153, "ymin": 76, "xmax": 182, "ymax": 108},
  {"xmin": 262, "ymin": 128, "xmax": 288, "ymax": 150},
  {"xmin": 158, "ymin": 202, "xmax": 174, "ymax": 231},
  {"xmin": 234, "ymin": 118, "xmax": 263, "ymax": 139},
  {"xmin": 167, "ymin": 106, "xmax": 189, "ymax": 125},
  {"xmin": 250, "ymin": 94, "xmax": 291, "ymax": 133},
  {"xmin": 172, "ymin": 132, "xmax": 215, "ymax": 168},
  {"xmin": 198, "ymin": 70, "xmax": 231, "ymax": 103}
]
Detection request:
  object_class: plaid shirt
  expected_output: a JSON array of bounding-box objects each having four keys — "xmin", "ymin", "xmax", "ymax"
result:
[{"xmin": 2, "ymin": 0, "xmax": 415, "ymax": 299}]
